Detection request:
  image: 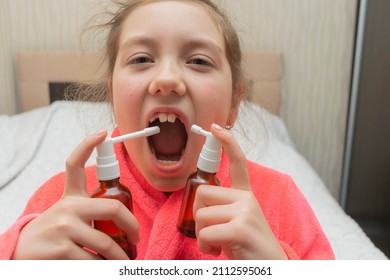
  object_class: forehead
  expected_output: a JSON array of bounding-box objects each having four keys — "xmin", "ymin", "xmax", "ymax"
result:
[
  {"xmin": 118, "ymin": 0, "xmax": 224, "ymax": 46},
  {"xmin": 128, "ymin": 0, "xmax": 214, "ymax": 22}
]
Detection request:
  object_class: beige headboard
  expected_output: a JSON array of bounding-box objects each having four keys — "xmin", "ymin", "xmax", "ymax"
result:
[{"xmin": 17, "ymin": 51, "xmax": 281, "ymax": 115}]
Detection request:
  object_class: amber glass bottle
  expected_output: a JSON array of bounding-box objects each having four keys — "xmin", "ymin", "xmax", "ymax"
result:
[
  {"xmin": 177, "ymin": 125, "xmax": 222, "ymax": 238},
  {"xmin": 92, "ymin": 178, "xmax": 137, "ymax": 259},
  {"xmin": 177, "ymin": 169, "xmax": 220, "ymax": 238},
  {"xmin": 91, "ymin": 128, "xmax": 159, "ymax": 259}
]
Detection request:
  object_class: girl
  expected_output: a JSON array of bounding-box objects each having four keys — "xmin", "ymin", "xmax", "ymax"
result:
[{"xmin": 0, "ymin": 0, "xmax": 334, "ymax": 260}]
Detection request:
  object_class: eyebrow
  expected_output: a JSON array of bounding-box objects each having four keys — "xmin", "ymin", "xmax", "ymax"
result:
[
  {"xmin": 183, "ymin": 36, "xmax": 225, "ymax": 55},
  {"xmin": 119, "ymin": 34, "xmax": 224, "ymax": 55},
  {"xmin": 119, "ymin": 35, "xmax": 153, "ymax": 49}
]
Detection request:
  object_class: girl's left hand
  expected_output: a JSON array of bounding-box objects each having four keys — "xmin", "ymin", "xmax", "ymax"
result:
[{"xmin": 193, "ymin": 124, "xmax": 288, "ymax": 260}]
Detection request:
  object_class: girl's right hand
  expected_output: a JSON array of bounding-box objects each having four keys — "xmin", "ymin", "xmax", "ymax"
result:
[{"xmin": 12, "ymin": 130, "xmax": 140, "ymax": 260}]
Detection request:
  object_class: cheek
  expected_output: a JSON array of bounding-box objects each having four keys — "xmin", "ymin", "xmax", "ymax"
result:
[
  {"xmin": 197, "ymin": 81, "xmax": 233, "ymax": 120},
  {"xmin": 111, "ymin": 77, "xmax": 144, "ymax": 122}
]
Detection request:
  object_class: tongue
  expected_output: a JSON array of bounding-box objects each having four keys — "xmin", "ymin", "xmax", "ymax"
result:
[{"xmin": 150, "ymin": 120, "xmax": 187, "ymax": 156}]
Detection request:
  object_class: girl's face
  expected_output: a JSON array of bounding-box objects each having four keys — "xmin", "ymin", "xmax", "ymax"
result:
[{"xmin": 111, "ymin": 0, "xmax": 234, "ymax": 191}]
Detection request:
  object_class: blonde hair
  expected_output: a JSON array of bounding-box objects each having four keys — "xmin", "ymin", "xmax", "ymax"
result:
[{"xmin": 71, "ymin": 0, "xmax": 245, "ymax": 110}]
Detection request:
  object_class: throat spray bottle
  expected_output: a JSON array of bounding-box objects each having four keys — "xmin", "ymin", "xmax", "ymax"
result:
[
  {"xmin": 177, "ymin": 124, "xmax": 222, "ymax": 238},
  {"xmin": 92, "ymin": 127, "xmax": 160, "ymax": 259}
]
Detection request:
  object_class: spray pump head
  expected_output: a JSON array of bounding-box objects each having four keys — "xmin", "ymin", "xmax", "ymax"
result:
[
  {"xmin": 96, "ymin": 127, "xmax": 160, "ymax": 180},
  {"xmin": 191, "ymin": 124, "xmax": 222, "ymax": 173}
]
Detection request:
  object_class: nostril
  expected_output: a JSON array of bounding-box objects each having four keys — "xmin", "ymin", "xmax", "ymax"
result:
[{"xmin": 149, "ymin": 76, "xmax": 186, "ymax": 96}]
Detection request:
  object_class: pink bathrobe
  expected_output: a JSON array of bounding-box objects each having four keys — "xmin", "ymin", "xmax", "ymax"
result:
[{"xmin": 0, "ymin": 129, "xmax": 334, "ymax": 260}]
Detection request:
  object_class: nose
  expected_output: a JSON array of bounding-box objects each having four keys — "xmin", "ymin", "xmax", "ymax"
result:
[{"xmin": 149, "ymin": 60, "xmax": 186, "ymax": 96}]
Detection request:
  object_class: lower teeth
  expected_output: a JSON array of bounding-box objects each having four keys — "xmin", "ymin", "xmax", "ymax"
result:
[
  {"xmin": 155, "ymin": 151, "xmax": 182, "ymax": 162},
  {"xmin": 152, "ymin": 146, "xmax": 185, "ymax": 162}
]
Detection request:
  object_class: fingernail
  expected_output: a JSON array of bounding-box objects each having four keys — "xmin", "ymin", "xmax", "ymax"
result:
[
  {"xmin": 212, "ymin": 123, "xmax": 223, "ymax": 131},
  {"xmin": 95, "ymin": 129, "xmax": 106, "ymax": 136}
]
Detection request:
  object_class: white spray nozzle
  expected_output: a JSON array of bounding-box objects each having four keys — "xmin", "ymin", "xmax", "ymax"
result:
[
  {"xmin": 191, "ymin": 124, "xmax": 211, "ymax": 138},
  {"xmin": 96, "ymin": 127, "xmax": 160, "ymax": 181},
  {"xmin": 111, "ymin": 126, "xmax": 160, "ymax": 143},
  {"xmin": 191, "ymin": 124, "xmax": 222, "ymax": 173}
]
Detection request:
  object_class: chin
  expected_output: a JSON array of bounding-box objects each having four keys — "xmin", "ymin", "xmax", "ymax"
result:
[{"xmin": 148, "ymin": 176, "xmax": 188, "ymax": 193}]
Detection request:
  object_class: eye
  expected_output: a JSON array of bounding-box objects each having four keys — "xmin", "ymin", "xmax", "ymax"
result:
[
  {"xmin": 187, "ymin": 57, "xmax": 213, "ymax": 67},
  {"xmin": 128, "ymin": 55, "xmax": 154, "ymax": 65}
]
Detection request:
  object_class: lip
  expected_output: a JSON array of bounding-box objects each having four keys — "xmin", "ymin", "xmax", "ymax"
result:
[{"xmin": 145, "ymin": 107, "xmax": 190, "ymax": 174}]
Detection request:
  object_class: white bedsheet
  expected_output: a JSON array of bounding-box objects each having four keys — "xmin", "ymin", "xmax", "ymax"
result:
[{"xmin": 0, "ymin": 101, "xmax": 387, "ymax": 259}]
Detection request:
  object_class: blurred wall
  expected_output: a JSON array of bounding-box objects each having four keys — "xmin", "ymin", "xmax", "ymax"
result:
[{"xmin": 0, "ymin": 0, "xmax": 357, "ymax": 199}]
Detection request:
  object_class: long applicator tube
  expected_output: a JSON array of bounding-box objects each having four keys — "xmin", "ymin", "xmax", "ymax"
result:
[{"xmin": 111, "ymin": 126, "xmax": 160, "ymax": 144}]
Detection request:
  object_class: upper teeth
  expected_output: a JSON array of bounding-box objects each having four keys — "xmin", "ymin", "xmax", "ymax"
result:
[{"xmin": 150, "ymin": 113, "xmax": 179, "ymax": 123}]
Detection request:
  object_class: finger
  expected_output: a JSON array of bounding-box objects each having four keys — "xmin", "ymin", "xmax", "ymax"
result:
[
  {"xmin": 63, "ymin": 129, "xmax": 107, "ymax": 197},
  {"xmin": 51, "ymin": 243, "xmax": 103, "ymax": 260},
  {"xmin": 62, "ymin": 245, "xmax": 103, "ymax": 260},
  {"xmin": 69, "ymin": 197, "xmax": 140, "ymax": 245},
  {"xmin": 198, "ymin": 240, "xmax": 221, "ymax": 257},
  {"xmin": 194, "ymin": 185, "xmax": 245, "ymax": 209},
  {"xmin": 195, "ymin": 202, "xmax": 232, "ymax": 239},
  {"xmin": 197, "ymin": 223, "xmax": 232, "ymax": 256},
  {"xmin": 210, "ymin": 124, "xmax": 250, "ymax": 190},
  {"xmin": 193, "ymin": 186, "xmax": 235, "ymax": 248},
  {"xmin": 70, "ymin": 220, "xmax": 130, "ymax": 260}
]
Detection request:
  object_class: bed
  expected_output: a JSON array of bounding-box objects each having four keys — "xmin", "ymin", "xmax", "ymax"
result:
[{"xmin": 0, "ymin": 51, "xmax": 387, "ymax": 260}]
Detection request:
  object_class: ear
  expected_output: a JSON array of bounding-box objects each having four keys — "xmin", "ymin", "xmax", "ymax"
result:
[{"xmin": 226, "ymin": 82, "xmax": 244, "ymax": 127}]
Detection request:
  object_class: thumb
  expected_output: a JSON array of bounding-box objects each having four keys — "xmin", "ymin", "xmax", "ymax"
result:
[
  {"xmin": 63, "ymin": 129, "xmax": 107, "ymax": 198},
  {"xmin": 210, "ymin": 124, "xmax": 251, "ymax": 191}
]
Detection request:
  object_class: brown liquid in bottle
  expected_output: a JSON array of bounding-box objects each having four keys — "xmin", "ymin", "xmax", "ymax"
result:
[
  {"xmin": 92, "ymin": 178, "xmax": 137, "ymax": 259},
  {"xmin": 177, "ymin": 169, "xmax": 220, "ymax": 238}
]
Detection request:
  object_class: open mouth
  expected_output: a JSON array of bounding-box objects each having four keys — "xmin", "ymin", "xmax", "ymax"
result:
[{"xmin": 148, "ymin": 112, "xmax": 188, "ymax": 163}]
